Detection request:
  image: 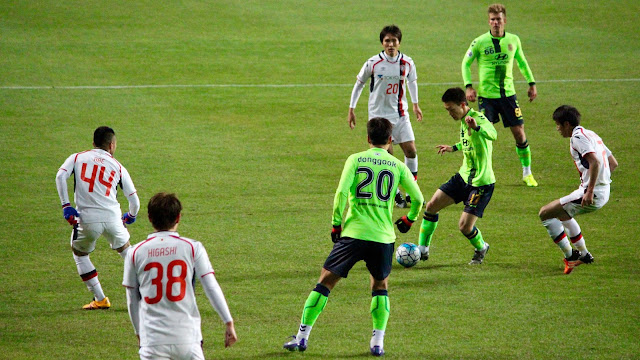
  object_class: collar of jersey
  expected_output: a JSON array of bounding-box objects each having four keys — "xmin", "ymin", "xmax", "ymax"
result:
[
  {"xmin": 92, "ymin": 148, "xmax": 112, "ymax": 157},
  {"xmin": 369, "ymin": 147, "xmax": 389, "ymax": 154},
  {"xmin": 148, "ymin": 231, "xmax": 179, "ymax": 238},
  {"xmin": 380, "ymin": 51, "xmax": 401, "ymax": 63}
]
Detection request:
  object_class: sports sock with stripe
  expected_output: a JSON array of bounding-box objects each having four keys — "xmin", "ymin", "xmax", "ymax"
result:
[{"xmin": 297, "ymin": 283, "xmax": 330, "ymax": 340}]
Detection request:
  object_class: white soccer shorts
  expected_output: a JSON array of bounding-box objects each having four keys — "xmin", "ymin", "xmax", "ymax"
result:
[
  {"xmin": 139, "ymin": 343, "xmax": 204, "ymax": 360},
  {"xmin": 389, "ymin": 115, "xmax": 415, "ymax": 144},
  {"xmin": 70, "ymin": 221, "xmax": 130, "ymax": 253},
  {"xmin": 560, "ymin": 185, "xmax": 610, "ymax": 218}
]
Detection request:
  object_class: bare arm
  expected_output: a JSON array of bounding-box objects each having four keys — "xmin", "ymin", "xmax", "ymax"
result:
[
  {"xmin": 582, "ymin": 152, "xmax": 600, "ymax": 207},
  {"xmin": 608, "ymin": 154, "xmax": 618, "ymax": 172}
]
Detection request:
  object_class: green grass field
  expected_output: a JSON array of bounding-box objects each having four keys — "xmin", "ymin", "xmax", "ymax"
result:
[{"xmin": 1, "ymin": 1, "xmax": 639, "ymax": 359}]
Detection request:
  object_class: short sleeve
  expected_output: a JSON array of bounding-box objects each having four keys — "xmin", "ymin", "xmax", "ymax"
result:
[
  {"xmin": 119, "ymin": 165, "xmax": 137, "ymax": 197},
  {"xmin": 122, "ymin": 249, "xmax": 139, "ymax": 288},
  {"xmin": 571, "ymin": 134, "xmax": 595, "ymax": 156},
  {"xmin": 406, "ymin": 59, "xmax": 418, "ymax": 82},
  {"xmin": 194, "ymin": 242, "xmax": 215, "ymax": 278},
  {"xmin": 356, "ymin": 60, "xmax": 371, "ymax": 83}
]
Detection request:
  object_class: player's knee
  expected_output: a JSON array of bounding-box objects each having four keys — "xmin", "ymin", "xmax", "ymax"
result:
[
  {"xmin": 538, "ymin": 206, "xmax": 550, "ymax": 221},
  {"xmin": 71, "ymin": 246, "xmax": 89, "ymax": 257},
  {"xmin": 458, "ymin": 220, "xmax": 473, "ymax": 234},
  {"xmin": 115, "ymin": 242, "xmax": 130, "ymax": 253},
  {"xmin": 404, "ymin": 149, "xmax": 417, "ymax": 158}
]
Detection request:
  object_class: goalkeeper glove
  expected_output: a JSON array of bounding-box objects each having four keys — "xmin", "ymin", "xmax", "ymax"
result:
[
  {"xmin": 122, "ymin": 212, "xmax": 137, "ymax": 225},
  {"xmin": 331, "ymin": 225, "xmax": 342, "ymax": 243},
  {"xmin": 62, "ymin": 203, "xmax": 78, "ymax": 226},
  {"xmin": 394, "ymin": 216, "xmax": 414, "ymax": 233}
]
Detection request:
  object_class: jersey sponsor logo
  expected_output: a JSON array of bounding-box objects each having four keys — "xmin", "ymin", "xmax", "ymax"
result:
[
  {"xmin": 375, "ymin": 75, "xmax": 403, "ymax": 81},
  {"xmin": 494, "ymin": 54, "xmax": 508, "ymax": 60}
]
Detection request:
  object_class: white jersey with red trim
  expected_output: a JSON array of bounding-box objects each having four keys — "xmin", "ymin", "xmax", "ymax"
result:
[
  {"xmin": 57, "ymin": 149, "xmax": 136, "ymax": 223},
  {"xmin": 570, "ymin": 126, "xmax": 612, "ymax": 189},
  {"xmin": 356, "ymin": 52, "xmax": 418, "ymax": 121},
  {"xmin": 123, "ymin": 231, "xmax": 215, "ymax": 346}
]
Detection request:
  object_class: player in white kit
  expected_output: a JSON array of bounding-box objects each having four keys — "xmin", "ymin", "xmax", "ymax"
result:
[
  {"xmin": 348, "ymin": 25, "xmax": 423, "ymax": 207},
  {"xmin": 55, "ymin": 126, "xmax": 140, "ymax": 309},
  {"xmin": 123, "ymin": 192, "xmax": 237, "ymax": 360},
  {"xmin": 539, "ymin": 105, "xmax": 618, "ymax": 274}
]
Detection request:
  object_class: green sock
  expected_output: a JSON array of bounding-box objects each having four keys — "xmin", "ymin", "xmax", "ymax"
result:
[
  {"xmin": 370, "ymin": 292, "xmax": 390, "ymax": 331},
  {"xmin": 515, "ymin": 143, "xmax": 532, "ymax": 167},
  {"xmin": 301, "ymin": 288, "xmax": 328, "ymax": 326},
  {"xmin": 418, "ymin": 213, "xmax": 439, "ymax": 247},
  {"xmin": 464, "ymin": 227, "xmax": 486, "ymax": 250}
]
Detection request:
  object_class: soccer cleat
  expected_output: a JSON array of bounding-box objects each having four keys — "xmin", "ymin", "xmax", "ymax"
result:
[
  {"xmin": 283, "ymin": 336, "xmax": 307, "ymax": 352},
  {"xmin": 522, "ymin": 174, "xmax": 538, "ymax": 187},
  {"xmin": 420, "ymin": 248, "xmax": 429, "ymax": 261},
  {"xmin": 395, "ymin": 192, "xmax": 407, "ymax": 208},
  {"xmin": 564, "ymin": 251, "xmax": 594, "ymax": 274},
  {"xmin": 469, "ymin": 243, "xmax": 489, "ymax": 265},
  {"xmin": 370, "ymin": 345, "xmax": 385, "ymax": 356},
  {"xmin": 82, "ymin": 297, "xmax": 110, "ymax": 310}
]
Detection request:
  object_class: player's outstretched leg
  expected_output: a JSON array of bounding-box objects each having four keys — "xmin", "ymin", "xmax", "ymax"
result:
[
  {"xmin": 370, "ymin": 290, "xmax": 389, "ymax": 356},
  {"xmin": 517, "ymin": 140, "xmax": 538, "ymax": 187},
  {"xmin": 465, "ymin": 227, "xmax": 489, "ymax": 264},
  {"xmin": 283, "ymin": 283, "xmax": 330, "ymax": 352},
  {"xmin": 418, "ymin": 213, "xmax": 438, "ymax": 260},
  {"xmin": 73, "ymin": 253, "xmax": 110, "ymax": 310}
]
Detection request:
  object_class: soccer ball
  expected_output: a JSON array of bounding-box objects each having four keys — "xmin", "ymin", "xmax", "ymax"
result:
[{"xmin": 395, "ymin": 243, "xmax": 420, "ymax": 268}]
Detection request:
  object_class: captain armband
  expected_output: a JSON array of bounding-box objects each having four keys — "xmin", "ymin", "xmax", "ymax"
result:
[{"xmin": 452, "ymin": 145, "xmax": 459, "ymax": 152}]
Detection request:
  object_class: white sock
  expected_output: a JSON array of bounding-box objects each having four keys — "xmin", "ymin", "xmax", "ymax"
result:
[
  {"xmin": 370, "ymin": 329, "xmax": 385, "ymax": 348},
  {"xmin": 404, "ymin": 156, "xmax": 418, "ymax": 175},
  {"xmin": 73, "ymin": 254, "xmax": 105, "ymax": 301},
  {"xmin": 562, "ymin": 219, "xmax": 588, "ymax": 255},
  {"xmin": 523, "ymin": 166, "xmax": 532, "ymax": 178},
  {"xmin": 418, "ymin": 245, "xmax": 429, "ymax": 254},
  {"xmin": 542, "ymin": 219, "xmax": 572, "ymax": 257},
  {"xmin": 296, "ymin": 324, "xmax": 312, "ymax": 341},
  {"xmin": 562, "ymin": 219, "xmax": 581, "ymax": 237}
]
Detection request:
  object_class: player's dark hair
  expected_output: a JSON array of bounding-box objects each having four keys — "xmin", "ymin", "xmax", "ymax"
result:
[
  {"xmin": 380, "ymin": 25, "xmax": 402, "ymax": 43},
  {"xmin": 488, "ymin": 3, "xmax": 506, "ymax": 15},
  {"xmin": 552, "ymin": 105, "xmax": 581, "ymax": 127},
  {"xmin": 148, "ymin": 192, "xmax": 182, "ymax": 231},
  {"xmin": 441, "ymin": 87, "xmax": 467, "ymax": 105},
  {"xmin": 368, "ymin": 117, "xmax": 393, "ymax": 145},
  {"xmin": 93, "ymin": 126, "xmax": 115, "ymax": 150}
]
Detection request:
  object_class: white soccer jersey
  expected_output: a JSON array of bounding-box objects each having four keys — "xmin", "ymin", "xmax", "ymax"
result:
[
  {"xmin": 56, "ymin": 149, "xmax": 137, "ymax": 223},
  {"xmin": 123, "ymin": 232, "xmax": 215, "ymax": 346},
  {"xmin": 356, "ymin": 52, "xmax": 418, "ymax": 120},
  {"xmin": 570, "ymin": 126, "xmax": 612, "ymax": 189}
]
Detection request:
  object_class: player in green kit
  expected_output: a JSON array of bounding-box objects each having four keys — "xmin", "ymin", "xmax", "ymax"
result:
[
  {"xmin": 417, "ymin": 87, "xmax": 496, "ymax": 264},
  {"xmin": 462, "ymin": 3, "xmax": 538, "ymax": 187},
  {"xmin": 283, "ymin": 117, "xmax": 424, "ymax": 356}
]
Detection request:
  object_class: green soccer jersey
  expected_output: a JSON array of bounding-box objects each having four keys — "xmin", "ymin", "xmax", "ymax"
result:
[
  {"xmin": 332, "ymin": 147, "xmax": 424, "ymax": 244},
  {"xmin": 462, "ymin": 31, "xmax": 535, "ymax": 99},
  {"xmin": 453, "ymin": 109, "xmax": 497, "ymax": 186}
]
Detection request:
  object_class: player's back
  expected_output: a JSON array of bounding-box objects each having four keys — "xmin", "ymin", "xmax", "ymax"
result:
[
  {"xmin": 70, "ymin": 149, "xmax": 126, "ymax": 222},
  {"xmin": 342, "ymin": 147, "xmax": 410, "ymax": 243},
  {"xmin": 128, "ymin": 232, "xmax": 206, "ymax": 346}
]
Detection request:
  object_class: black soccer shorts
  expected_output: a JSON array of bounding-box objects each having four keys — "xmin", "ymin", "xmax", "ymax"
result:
[
  {"xmin": 478, "ymin": 95, "xmax": 524, "ymax": 128},
  {"xmin": 323, "ymin": 237, "xmax": 394, "ymax": 281},
  {"xmin": 439, "ymin": 173, "xmax": 495, "ymax": 218}
]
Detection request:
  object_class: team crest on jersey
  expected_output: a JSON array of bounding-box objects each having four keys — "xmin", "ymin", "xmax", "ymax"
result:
[
  {"xmin": 508, "ymin": 44, "xmax": 513, "ymax": 51},
  {"xmin": 400, "ymin": 64, "xmax": 405, "ymax": 73}
]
